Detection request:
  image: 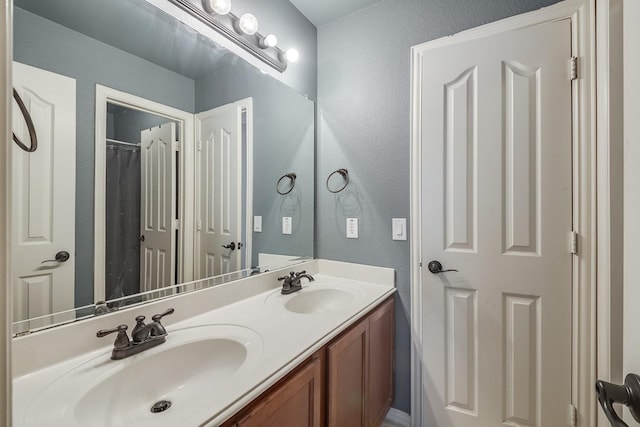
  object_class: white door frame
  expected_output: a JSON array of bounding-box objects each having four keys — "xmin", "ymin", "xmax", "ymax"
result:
[
  {"xmin": 94, "ymin": 85, "xmax": 195, "ymax": 303},
  {"xmin": 410, "ymin": 1, "xmax": 598, "ymax": 425},
  {"xmin": 596, "ymin": 1, "xmax": 624, "ymax": 426},
  {"xmin": 1, "ymin": 1, "xmax": 12, "ymax": 425}
]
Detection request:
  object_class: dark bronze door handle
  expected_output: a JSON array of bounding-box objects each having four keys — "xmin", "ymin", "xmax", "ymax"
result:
[
  {"xmin": 427, "ymin": 260, "xmax": 458, "ymax": 274},
  {"xmin": 596, "ymin": 374, "xmax": 640, "ymax": 427},
  {"xmin": 222, "ymin": 242, "xmax": 236, "ymax": 250},
  {"xmin": 41, "ymin": 251, "xmax": 70, "ymax": 263}
]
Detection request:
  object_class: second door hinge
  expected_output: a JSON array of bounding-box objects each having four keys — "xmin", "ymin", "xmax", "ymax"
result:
[
  {"xmin": 570, "ymin": 57, "xmax": 579, "ymax": 81},
  {"xmin": 568, "ymin": 403, "xmax": 577, "ymax": 427},
  {"xmin": 570, "ymin": 231, "xmax": 579, "ymax": 255}
]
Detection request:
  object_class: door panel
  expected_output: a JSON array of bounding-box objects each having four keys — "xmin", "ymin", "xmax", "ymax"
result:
[
  {"xmin": 11, "ymin": 62, "xmax": 76, "ymax": 328},
  {"xmin": 420, "ymin": 19, "xmax": 572, "ymax": 427},
  {"xmin": 140, "ymin": 123, "xmax": 176, "ymax": 292},
  {"xmin": 197, "ymin": 103, "xmax": 242, "ymax": 279}
]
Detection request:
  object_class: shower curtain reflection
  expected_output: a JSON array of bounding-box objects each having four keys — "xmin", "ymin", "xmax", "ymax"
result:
[{"xmin": 105, "ymin": 142, "xmax": 141, "ymax": 301}]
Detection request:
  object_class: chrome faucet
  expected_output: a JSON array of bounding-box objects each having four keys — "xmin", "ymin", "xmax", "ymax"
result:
[
  {"xmin": 97, "ymin": 308, "xmax": 174, "ymax": 360},
  {"xmin": 278, "ymin": 271, "xmax": 315, "ymax": 295}
]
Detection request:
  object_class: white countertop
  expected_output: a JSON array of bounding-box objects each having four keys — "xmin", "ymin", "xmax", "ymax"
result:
[{"xmin": 12, "ymin": 259, "xmax": 395, "ymax": 427}]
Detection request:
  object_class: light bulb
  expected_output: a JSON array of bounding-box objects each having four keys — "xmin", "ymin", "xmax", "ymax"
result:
[
  {"xmin": 285, "ymin": 48, "xmax": 299, "ymax": 63},
  {"xmin": 238, "ymin": 13, "xmax": 258, "ymax": 35},
  {"xmin": 208, "ymin": 0, "xmax": 231, "ymax": 15},
  {"xmin": 263, "ymin": 34, "xmax": 278, "ymax": 48}
]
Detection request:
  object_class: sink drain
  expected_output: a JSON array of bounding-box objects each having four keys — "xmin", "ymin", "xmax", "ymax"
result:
[{"xmin": 150, "ymin": 400, "xmax": 172, "ymax": 413}]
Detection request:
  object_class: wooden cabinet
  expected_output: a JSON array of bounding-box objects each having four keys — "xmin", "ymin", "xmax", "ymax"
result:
[
  {"xmin": 221, "ymin": 296, "xmax": 394, "ymax": 427},
  {"xmin": 327, "ymin": 319, "xmax": 369, "ymax": 426},
  {"xmin": 368, "ymin": 298, "xmax": 395, "ymax": 426},
  {"xmin": 223, "ymin": 352, "xmax": 324, "ymax": 427},
  {"xmin": 327, "ymin": 297, "xmax": 394, "ymax": 427}
]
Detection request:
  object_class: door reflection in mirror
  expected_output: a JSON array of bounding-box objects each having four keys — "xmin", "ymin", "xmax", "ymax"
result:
[{"xmin": 105, "ymin": 104, "xmax": 180, "ymax": 303}]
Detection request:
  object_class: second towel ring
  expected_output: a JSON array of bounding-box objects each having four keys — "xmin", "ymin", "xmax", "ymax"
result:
[
  {"xmin": 12, "ymin": 88, "xmax": 38, "ymax": 153},
  {"xmin": 276, "ymin": 173, "xmax": 297, "ymax": 195},
  {"xmin": 326, "ymin": 168, "xmax": 349, "ymax": 193}
]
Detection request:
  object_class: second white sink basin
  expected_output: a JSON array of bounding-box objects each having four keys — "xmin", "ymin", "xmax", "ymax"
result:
[
  {"xmin": 265, "ymin": 281, "xmax": 365, "ymax": 315},
  {"xmin": 285, "ymin": 288, "xmax": 355, "ymax": 314},
  {"xmin": 18, "ymin": 324, "xmax": 263, "ymax": 427}
]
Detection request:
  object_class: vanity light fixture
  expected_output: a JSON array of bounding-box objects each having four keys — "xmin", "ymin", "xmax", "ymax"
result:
[
  {"xmin": 236, "ymin": 13, "xmax": 258, "ymax": 35},
  {"xmin": 284, "ymin": 48, "xmax": 299, "ymax": 63},
  {"xmin": 260, "ymin": 34, "xmax": 278, "ymax": 48},
  {"xmin": 208, "ymin": 0, "xmax": 231, "ymax": 15},
  {"xmin": 169, "ymin": 0, "xmax": 297, "ymax": 72}
]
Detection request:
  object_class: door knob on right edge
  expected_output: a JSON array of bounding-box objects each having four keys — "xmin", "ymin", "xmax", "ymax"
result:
[
  {"xmin": 427, "ymin": 260, "xmax": 458, "ymax": 274},
  {"xmin": 596, "ymin": 373, "xmax": 640, "ymax": 427}
]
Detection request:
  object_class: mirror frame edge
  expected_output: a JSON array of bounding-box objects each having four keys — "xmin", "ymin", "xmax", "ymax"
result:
[{"xmin": 1, "ymin": 1, "xmax": 12, "ymax": 425}]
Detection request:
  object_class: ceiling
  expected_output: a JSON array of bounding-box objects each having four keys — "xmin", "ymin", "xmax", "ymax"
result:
[{"xmin": 289, "ymin": 0, "xmax": 385, "ymax": 27}]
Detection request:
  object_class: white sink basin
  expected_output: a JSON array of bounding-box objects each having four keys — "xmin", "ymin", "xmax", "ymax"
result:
[
  {"xmin": 285, "ymin": 288, "xmax": 355, "ymax": 314},
  {"xmin": 265, "ymin": 283, "xmax": 363, "ymax": 314},
  {"xmin": 18, "ymin": 324, "xmax": 263, "ymax": 427}
]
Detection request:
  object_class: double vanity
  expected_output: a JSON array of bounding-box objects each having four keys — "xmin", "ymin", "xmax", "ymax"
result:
[{"xmin": 12, "ymin": 259, "xmax": 395, "ymax": 426}]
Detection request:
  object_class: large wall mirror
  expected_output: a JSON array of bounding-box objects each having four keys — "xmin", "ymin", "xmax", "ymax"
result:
[{"xmin": 11, "ymin": 0, "xmax": 314, "ymax": 334}]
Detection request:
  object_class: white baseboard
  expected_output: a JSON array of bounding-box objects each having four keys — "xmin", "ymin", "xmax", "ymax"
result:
[{"xmin": 385, "ymin": 407, "xmax": 411, "ymax": 426}]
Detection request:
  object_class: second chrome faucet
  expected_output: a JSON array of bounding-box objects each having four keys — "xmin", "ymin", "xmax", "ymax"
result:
[{"xmin": 97, "ymin": 308, "xmax": 174, "ymax": 360}]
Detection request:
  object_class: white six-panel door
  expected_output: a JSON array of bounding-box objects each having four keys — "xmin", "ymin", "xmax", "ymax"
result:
[
  {"xmin": 419, "ymin": 20, "xmax": 573, "ymax": 426},
  {"xmin": 11, "ymin": 62, "xmax": 76, "ymax": 326},
  {"xmin": 140, "ymin": 123, "xmax": 176, "ymax": 292},
  {"xmin": 196, "ymin": 102, "xmax": 242, "ymax": 279}
]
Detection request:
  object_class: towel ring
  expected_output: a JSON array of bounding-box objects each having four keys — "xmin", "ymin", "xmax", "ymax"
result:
[
  {"xmin": 12, "ymin": 88, "xmax": 38, "ymax": 153},
  {"xmin": 276, "ymin": 172, "xmax": 297, "ymax": 195},
  {"xmin": 326, "ymin": 168, "xmax": 349, "ymax": 193}
]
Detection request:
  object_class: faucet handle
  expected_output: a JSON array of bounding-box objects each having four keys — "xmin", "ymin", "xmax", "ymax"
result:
[
  {"xmin": 96, "ymin": 324, "xmax": 130, "ymax": 350},
  {"xmin": 97, "ymin": 324, "xmax": 128, "ymax": 337},
  {"xmin": 294, "ymin": 270, "xmax": 307, "ymax": 277},
  {"xmin": 152, "ymin": 308, "xmax": 174, "ymax": 322}
]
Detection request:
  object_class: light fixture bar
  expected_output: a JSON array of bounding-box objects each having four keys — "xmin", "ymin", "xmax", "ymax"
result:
[{"xmin": 168, "ymin": 0, "xmax": 288, "ymax": 72}]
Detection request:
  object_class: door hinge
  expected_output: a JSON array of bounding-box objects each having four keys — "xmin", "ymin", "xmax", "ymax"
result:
[
  {"xmin": 419, "ymin": 261, "xmax": 423, "ymax": 267},
  {"xmin": 196, "ymin": 220, "xmax": 202, "ymax": 231},
  {"xmin": 570, "ymin": 231, "xmax": 578, "ymax": 255},
  {"xmin": 196, "ymin": 140, "xmax": 202, "ymax": 152},
  {"xmin": 570, "ymin": 57, "xmax": 579, "ymax": 81},
  {"xmin": 568, "ymin": 403, "xmax": 577, "ymax": 427},
  {"xmin": 174, "ymin": 140, "xmax": 181, "ymax": 151},
  {"xmin": 174, "ymin": 219, "xmax": 180, "ymax": 230}
]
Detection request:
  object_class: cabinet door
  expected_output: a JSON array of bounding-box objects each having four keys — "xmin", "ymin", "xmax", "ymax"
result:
[
  {"xmin": 327, "ymin": 320, "xmax": 369, "ymax": 427},
  {"xmin": 368, "ymin": 297, "xmax": 395, "ymax": 426},
  {"xmin": 234, "ymin": 354, "xmax": 323, "ymax": 427}
]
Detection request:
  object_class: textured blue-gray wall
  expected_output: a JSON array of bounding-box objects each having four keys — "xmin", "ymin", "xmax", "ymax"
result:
[
  {"xmin": 14, "ymin": 7, "xmax": 195, "ymax": 307},
  {"xmin": 316, "ymin": 0, "xmax": 562, "ymax": 414}
]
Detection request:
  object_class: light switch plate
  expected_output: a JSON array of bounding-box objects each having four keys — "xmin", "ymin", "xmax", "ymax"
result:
[
  {"xmin": 282, "ymin": 217, "xmax": 292, "ymax": 235},
  {"xmin": 392, "ymin": 218, "xmax": 407, "ymax": 241},
  {"xmin": 253, "ymin": 216, "xmax": 262, "ymax": 232},
  {"xmin": 346, "ymin": 218, "xmax": 359, "ymax": 239}
]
